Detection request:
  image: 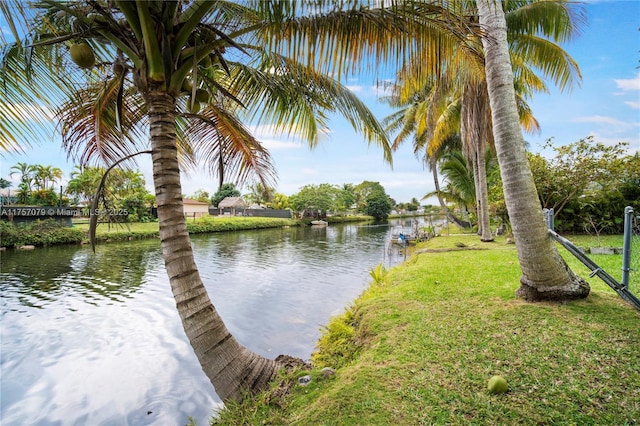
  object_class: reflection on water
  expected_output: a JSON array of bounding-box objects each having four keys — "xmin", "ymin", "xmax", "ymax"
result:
[
  {"xmin": 0, "ymin": 220, "xmax": 413, "ymax": 425},
  {"xmin": 1, "ymin": 240, "xmax": 162, "ymax": 310}
]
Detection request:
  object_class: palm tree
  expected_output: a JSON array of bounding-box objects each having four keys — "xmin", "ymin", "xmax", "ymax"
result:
[
  {"xmin": 425, "ymin": 149, "xmax": 476, "ymax": 214},
  {"xmin": 386, "ymin": 0, "xmax": 580, "ymax": 243},
  {"xmin": 477, "ymin": 0, "xmax": 589, "ymax": 300},
  {"xmin": 9, "ymin": 162, "xmax": 35, "ymax": 190},
  {"xmin": 67, "ymin": 165, "xmax": 106, "ymax": 205},
  {"xmin": 244, "ymin": 182, "xmax": 274, "ymax": 207},
  {"xmin": 33, "ymin": 165, "xmax": 63, "ymax": 190},
  {"xmin": 382, "ymin": 89, "xmax": 472, "ymax": 228},
  {"xmin": 2, "ymin": 0, "xmax": 473, "ymax": 401}
]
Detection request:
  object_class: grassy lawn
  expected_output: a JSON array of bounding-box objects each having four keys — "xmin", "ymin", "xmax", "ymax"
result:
[{"xmin": 214, "ymin": 234, "xmax": 640, "ymax": 425}]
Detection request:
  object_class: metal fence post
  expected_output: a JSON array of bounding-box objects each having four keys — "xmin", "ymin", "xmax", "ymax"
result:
[
  {"xmin": 543, "ymin": 208, "xmax": 554, "ymax": 231},
  {"xmin": 622, "ymin": 206, "xmax": 633, "ymax": 289}
]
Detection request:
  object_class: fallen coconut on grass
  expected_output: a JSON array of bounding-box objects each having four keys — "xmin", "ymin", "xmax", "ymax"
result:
[{"xmin": 487, "ymin": 375, "xmax": 508, "ymax": 394}]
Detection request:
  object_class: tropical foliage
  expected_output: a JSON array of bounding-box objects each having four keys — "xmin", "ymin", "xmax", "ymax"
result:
[
  {"xmin": 383, "ymin": 0, "xmax": 583, "ymax": 241},
  {"xmin": 5, "ymin": 0, "xmax": 466, "ymax": 401},
  {"xmin": 528, "ymin": 139, "xmax": 638, "ymax": 234},
  {"xmin": 0, "ymin": 218, "xmax": 86, "ymax": 247},
  {"xmin": 289, "ymin": 183, "xmax": 339, "ymax": 218},
  {"xmin": 363, "ymin": 188, "xmax": 393, "ymax": 220},
  {"xmin": 7, "ymin": 163, "xmax": 65, "ymax": 206},
  {"xmin": 211, "ymin": 183, "xmax": 241, "ymax": 208},
  {"xmin": 244, "ymin": 182, "xmax": 274, "ymax": 207},
  {"xmin": 187, "ymin": 189, "xmax": 211, "ymax": 204},
  {"xmin": 286, "ymin": 180, "xmax": 399, "ymax": 219}
]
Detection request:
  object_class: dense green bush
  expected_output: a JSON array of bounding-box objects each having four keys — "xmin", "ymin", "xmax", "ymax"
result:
[
  {"xmin": 0, "ymin": 219, "xmax": 85, "ymax": 247},
  {"xmin": 93, "ymin": 228, "xmax": 159, "ymax": 243},
  {"xmin": 186, "ymin": 217, "xmax": 294, "ymax": 233}
]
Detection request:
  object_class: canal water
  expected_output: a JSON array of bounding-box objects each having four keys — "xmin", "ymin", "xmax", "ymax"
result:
[{"xmin": 0, "ymin": 219, "xmax": 419, "ymax": 425}]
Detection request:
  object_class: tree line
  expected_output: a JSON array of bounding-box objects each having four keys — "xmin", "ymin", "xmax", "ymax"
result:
[
  {"xmin": 2, "ymin": 164, "xmax": 156, "ymax": 222},
  {"xmin": 210, "ymin": 180, "xmax": 416, "ymax": 220},
  {"xmin": 430, "ymin": 138, "xmax": 639, "ymax": 235}
]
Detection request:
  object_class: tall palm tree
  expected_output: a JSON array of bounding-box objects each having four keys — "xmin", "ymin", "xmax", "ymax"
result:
[
  {"xmin": 383, "ymin": 82, "xmax": 476, "ymax": 228},
  {"xmin": 387, "ymin": 0, "xmax": 580, "ymax": 242},
  {"xmin": 477, "ymin": 0, "xmax": 589, "ymax": 300},
  {"xmin": 33, "ymin": 165, "xmax": 63, "ymax": 190},
  {"xmin": 9, "ymin": 162, "xmax": 35, "ymax": 190},
  {"xmin": 1, "ymin": 0, "xmax": 475, "ymax": 401}
]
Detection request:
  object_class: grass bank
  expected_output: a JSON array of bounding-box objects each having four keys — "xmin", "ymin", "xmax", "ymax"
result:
[
  {"xmin": 214, "ymin": 234, "xmax": 639, "ymax": 425},
  {"xmin": 1, "ymin": 216, "xmax": 299, "ymax": 247},
  {"xmin": 76, "ymin": 216, "xmax": 298, "ymax": 243},
  {"xmin": 2, "ymin": 215, "xmax": 378, "ymax": 247}
]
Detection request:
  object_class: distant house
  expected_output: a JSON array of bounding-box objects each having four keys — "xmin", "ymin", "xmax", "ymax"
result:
[
  {"xmin": 183, "ymin": 199, "xmax": 210, "ymax": 218},
  {"xmin": 217, "ymin": 196, "xmax": 246, "ymax": 216}
]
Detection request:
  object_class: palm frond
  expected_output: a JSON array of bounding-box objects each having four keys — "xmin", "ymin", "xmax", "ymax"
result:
[
  {"xmin": 58, "ymin": 81, "xmax": 147, "ymax": 166},
  {"xmin": 226, "ymin": 53, "xmax": 392, "ymax": 163},
  {"xmin": 186, "ymin": 101, "xmax": 277, "ymax": 190},
  {"xmin": 505, "ymin": 0, "xmax": 586, "ymax": 43},
  {"xmin": 510, "ymin": 33, "xmax": 581, "ymax": 92}
]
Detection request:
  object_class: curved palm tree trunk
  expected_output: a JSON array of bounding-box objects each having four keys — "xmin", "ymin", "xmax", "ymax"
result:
[
  {"xmin": 146, "ymin": 92, "xmax": 279, "ymax": 401},
  {"xmin": 470, "ymin": 150, "xmax": 482, "ymax": 234},
  {"xmin": 475, "ymin": 127, "xmax": 493, "ymax": 242},
  {"xmin": 472, "ymin": 147, "xmax": 493, "ymax": 239},
  {"xmin": 461, "ymin": 82, "xmax": 493, "ymax": 241},
  {"xmin": 430, "ymin": 156, "xmax": 471, "ymax": 229},
  {"xmin": 477, "ymin": 0, "xmax": 588, "ymax": 301}
]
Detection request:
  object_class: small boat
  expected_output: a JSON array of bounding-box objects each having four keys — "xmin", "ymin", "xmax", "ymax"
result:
[
  {"xmin": 310, "ymin": 220, "xmax": 328, "ymax": 226},
  {"xmin": 390, "ymin": 225, "xmax": 417, "ymax": 245}
]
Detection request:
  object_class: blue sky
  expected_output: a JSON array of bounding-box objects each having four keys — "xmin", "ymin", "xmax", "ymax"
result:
[{"xmin": 1, "ymin": 1, "xmax": 639, "ymax": 204}]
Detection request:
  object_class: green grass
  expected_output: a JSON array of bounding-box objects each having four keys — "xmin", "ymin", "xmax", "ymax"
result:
[
  {"xmin": 563, "ymin": 234, "xmax": 624, "ymax": 249},
  {"xmin": 71, "ymin": 216, "xmax": 297, "ymax": 243},
  {"xmin": 213, "ymin": 234, "xmax": 640, "ymax": 425}
]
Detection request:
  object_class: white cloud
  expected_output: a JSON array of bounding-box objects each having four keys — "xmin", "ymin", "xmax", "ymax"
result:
[
  {"xmin": 261, "ymin": 139, "xmax": 302, "ymax": 150},
  {"xmin": 614, "ymin": 74, "xmax": 640, "ymax": 91},
  {"xmin": 248, "ymin": 124, "xmax": 290, "ymax": 138},
  {"xmin": 345, "ymin": 85, "xmax": 363, "ymax": 92},
  {"xmin": 585, "ymin": 132, "xmax": 640, "ymax": 152},
  {"xmin": 572, "ymin": 115, "xmax": 631, "ymax": 126},
  {"xmin": 370, "ymin": 80, "xmax": 394, "ymax": 97},
  {"xmin": 624, "ymin": 101, "xmax": 640, "ymax": 109}
]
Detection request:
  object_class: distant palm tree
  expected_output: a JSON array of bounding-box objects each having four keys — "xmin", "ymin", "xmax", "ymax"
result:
[
  {"xmin": 245, "ymin": 182, "xmax": 274, "ymax": 207},
  {"xmin": 9, "ymin": 162, "xmax": 35, "ymax": 191},
  {"xmin": 34, "ymin": 165, "xmax": 63, "ymax": 190}
]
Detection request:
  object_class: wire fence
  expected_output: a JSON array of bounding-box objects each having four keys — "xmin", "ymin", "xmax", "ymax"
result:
[{"xmin": 544, "ymin": 207, "xmax": 640, "ymax": 311}]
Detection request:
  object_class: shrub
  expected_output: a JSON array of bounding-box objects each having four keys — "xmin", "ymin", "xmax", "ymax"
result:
[
  {"xmin": 0, "ymin": 219, "xmax": 85, "ymax": 247},
  {"xmin": 311, "ymin": 309, "xmax": 361, "ymax": 369}
]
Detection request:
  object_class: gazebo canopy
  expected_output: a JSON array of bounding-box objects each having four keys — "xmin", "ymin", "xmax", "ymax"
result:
[{"xmin": 218, "ymin": 196, "xmax": 246, "ymax": 209}]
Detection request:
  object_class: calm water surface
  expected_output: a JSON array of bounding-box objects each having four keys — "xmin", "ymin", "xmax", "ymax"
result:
[{"xmin": 1, "ymin": 220, "xmax": 416, "ymax": 425}]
